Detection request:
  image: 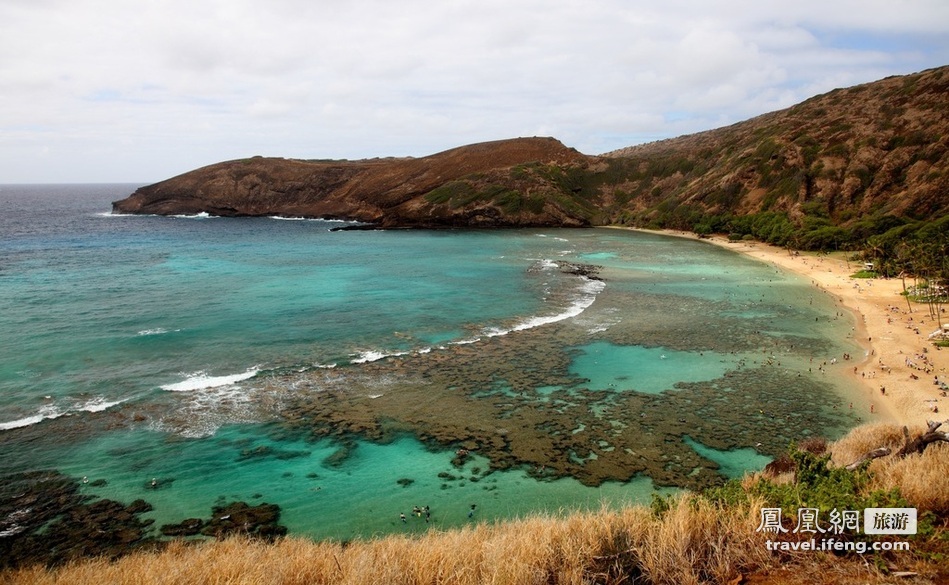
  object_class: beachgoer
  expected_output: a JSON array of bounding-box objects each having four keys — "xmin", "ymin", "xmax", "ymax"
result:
[
  {"xmin": 468, "ymin": 504, "xmax": 477, "ymax": 518},
  {"xmin": 400, "ymin": 513, "xmax": 406, "ymax": 523}
]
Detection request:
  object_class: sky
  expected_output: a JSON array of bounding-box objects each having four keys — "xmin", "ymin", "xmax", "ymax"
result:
[{"xmin": 2, "ymin": 0, "xmax": 948, "ymax": 184}]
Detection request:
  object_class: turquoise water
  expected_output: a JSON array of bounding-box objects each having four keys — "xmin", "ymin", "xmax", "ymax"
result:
[
  {"xmin": 0, "ymin": 185, "xmax": 865, "ymax": 541},
  {"xmin": 569, "ymin": 341, "xmax": 747, "ymax": 394},
  {"xmin": 683, "ymin": 436, "xmax": 774, "ymax": 479},
  {"xmin": 54, "ymin": 427, "xmax": 669, "ymax": 539}
]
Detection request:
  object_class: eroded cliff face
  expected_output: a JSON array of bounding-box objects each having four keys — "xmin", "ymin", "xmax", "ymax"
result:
[{"xmin": 112, "ymin": 137, "xmax": 598, "ymax": 228}]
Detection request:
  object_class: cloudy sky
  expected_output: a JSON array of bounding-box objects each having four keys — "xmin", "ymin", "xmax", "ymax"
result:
[{"xmin": 2, "ymin": 0, "xmax": 948, "ymax": 183}]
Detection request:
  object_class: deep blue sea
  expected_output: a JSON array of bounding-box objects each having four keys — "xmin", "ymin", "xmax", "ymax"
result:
[{"xmin": 0, "ymin": 184, "xmax": 866, "ymax": 540}]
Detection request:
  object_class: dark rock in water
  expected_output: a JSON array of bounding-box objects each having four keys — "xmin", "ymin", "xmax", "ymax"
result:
[
  {"xmin": 0, "ymin": 470, "xmax": 85, "ymax": 539},
  {"xmin": 0, "ymin": 471, "xmax": 158, "ymax": 569},
  {"xmin": 160, "ymin": 518, "xmax": 205, "ymax": 537},
  {"xmin": 0, "ymin": 473, "xmax": 287, "ymax": 567},
  {"xmin": 126, "ymin": 499, "xmax": 154, "ymax": 514},
  {"xmin": 237, "ymin": 445, "xmax": 274, "ymax": 461},
  {"xmin": 559, "ymin": 263, "xmax": 603, "ymax": 280},
  {"xmin": 396, "ymin": 477, "xmax": 415, "ymax": 487},
  {"xmin": 321, "ymin": 440, "xmax": 356, "ymax": 467},
  {"xmin": 200, "ymin": 501, "xmax": 287, "ymax": 541},
  {"xmin": 238, "ymin": 445, "xmax": 311, "ymax": 462}
]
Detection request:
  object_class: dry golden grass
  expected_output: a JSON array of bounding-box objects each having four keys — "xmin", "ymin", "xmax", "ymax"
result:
[
  {"xmin": 3, "ymin": 422, "xmax": 947, "ymax": 585},
  {"xmin": 1, "ymin": 497, "xmax": 778, "ymax": 585},
  {"xmin": 827, "ymin": 422, "xmax": 907, "ymax": 467},
  {"xmin": 829, "ymin": 422, "xmax": 949, "ymax": 513},
  {"xmin": 868, "ymin": 442, "xmax": 949, "ymax": 513}
]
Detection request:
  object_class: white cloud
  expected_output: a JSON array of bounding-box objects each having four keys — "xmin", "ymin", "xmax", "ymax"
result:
[{"xmin": 1, "ymin": 0, "xmax": 947, "ymax": 182}]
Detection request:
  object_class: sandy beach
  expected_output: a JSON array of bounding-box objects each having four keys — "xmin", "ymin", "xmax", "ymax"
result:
[{"xmin": 640, "ymin": 229, "xmax": 948, "ymax": 430}]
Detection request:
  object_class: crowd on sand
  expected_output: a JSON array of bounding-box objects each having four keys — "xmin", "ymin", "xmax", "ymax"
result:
[{"xmin": 647, "ymin": 229, "xmax": 948, "ymax": 429}]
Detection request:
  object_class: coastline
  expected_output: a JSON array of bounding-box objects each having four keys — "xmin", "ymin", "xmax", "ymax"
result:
[{"xmin": 627, "ymin": 228, "xmax": 948, "ymax": 429}]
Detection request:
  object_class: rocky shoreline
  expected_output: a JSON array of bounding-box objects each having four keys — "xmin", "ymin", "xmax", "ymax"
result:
[{"xmin": 0, "ymin": 470, "xmax": 286, "ymax": 570}]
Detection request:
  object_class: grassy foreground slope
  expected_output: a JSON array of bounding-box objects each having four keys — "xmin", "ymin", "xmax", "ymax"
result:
[{"xmin": 4, "ymin": 423, "xmax": 947, "ymax": 585}]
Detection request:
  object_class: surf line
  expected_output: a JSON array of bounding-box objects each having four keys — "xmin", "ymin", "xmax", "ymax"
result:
[
  {"xmin": 485, "ymin": 276, "xmax": 605, "ymax": 338},
  {"xmin": 160, "ymin": 367, "xmax": 260, "ymax": 392},
  {"xmin": 346, "ymin": 268, "xmax": 606, "ymax": 365},
  {"xmin": 0, "ymin": 397, "xmax": 127, "ymax": 431}
]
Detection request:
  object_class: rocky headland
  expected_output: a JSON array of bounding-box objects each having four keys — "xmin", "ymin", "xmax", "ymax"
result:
[
  {"xmin": 113, "ymin": 66, "xmax": 949, "ymax": 246},
  {"xmin": 112, "ymin": 137, "xmax": 596, "ymax": 228}
]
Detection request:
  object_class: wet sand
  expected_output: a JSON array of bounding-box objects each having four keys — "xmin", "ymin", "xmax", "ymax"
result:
[{"xmin": 642, "ymin": 229, "xmax": 949, "ymax": 429}]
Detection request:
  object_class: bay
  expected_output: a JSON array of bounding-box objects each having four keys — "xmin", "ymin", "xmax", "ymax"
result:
[{"xmin": 0, "ymin": 184, "xmax": 865, "ymax": 540}]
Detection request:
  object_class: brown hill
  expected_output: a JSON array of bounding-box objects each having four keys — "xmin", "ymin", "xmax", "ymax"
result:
[
  {"xmin": 600, "ymin": 65, "xmax": 949, "ymax": 248},
  {"xmin": 113, "ymin": 66, "xmax": 949, "ymax": 246},
  {"xmin": 112, "ymin": 137, "xmax": 595, "ymax": 228}
]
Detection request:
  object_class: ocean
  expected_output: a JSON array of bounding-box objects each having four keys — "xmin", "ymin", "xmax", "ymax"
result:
[{"xmin": 0, "ymin": 184, "xmax": 866, "ymax": 540}]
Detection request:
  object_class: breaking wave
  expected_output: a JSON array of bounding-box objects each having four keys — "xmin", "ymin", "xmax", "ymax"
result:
[
  {"xmin": 0, "ymin": 397, "xmax": 126, "ymax": 431},
  {"xmin": 160, "ymin": 367, "xmax": 260, "ymax": 392}
]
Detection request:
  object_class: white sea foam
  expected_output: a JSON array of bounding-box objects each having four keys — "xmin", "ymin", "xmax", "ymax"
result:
[
  {"xmin": 540, "ymin": 259, "xmax": 559, "ymax": 270},
  {"xmin": 153, "ymin": 385, "xmax": 259, "ymax": 438},
  {"xmin": 340, "ymin": 268, "xmax": 605, "ymax": 367},
  {"xmin": 0, "ymin": 396, "xmax": 124, "ymax": 431},
  {"xmin": 137, "ymin": 327, "xmax": 180, "ymax": 336},
  {"xmin": 138, "ymin": 328, "xmax": 167, "ymax": 336},
  {"xmin": 170, "ymin": 212, "xmax": 216, "ymax": 219},
  {"xmin": 161, "ymin": 367, "xmax": 260, "ymax": 392},
  {"xmin": 534, "ymin": 234, "xmax": 568, "ymax": 242},
  {"xmin": 351, "ymin": 350, "xmax": 388, "ymax": 364},
  {"xmin": 351, "ymin": 350, "xmax": 409, "ymax": 364},
  {"xmin": 77, "ymin": 396, "xmax": 125, "ymax": 413},
  {"xmin": 268, "ymin": 216, "xmax": 354, "ymax": 224},
  {"xmin": 486, "ymin": 278, "xmax": 605, "ymax": 338},
  {"xmin": 0, "ymin": 411, "xmax": 54, "ymax": 431},
  {"xmin": 0, "ymin": 508, "xmax": 32, "ymax": 537}
]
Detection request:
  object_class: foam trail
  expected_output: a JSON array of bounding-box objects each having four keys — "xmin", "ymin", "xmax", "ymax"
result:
[
  {"xmin": 77, "ymin": 397, "xmax": 125, "ymax": 413},
  {"xmin": 170, "ymin": 212, "xmax": 215, "ymax": 219},
  {"xmin": 351, "ymin": 350, "xmax": 409, "ymax": 364},
  {"xmin": 0, "ymin": 411, "xmax": 56, "ymax": 431},
  {"xmin": 161, "ymin": 367, "xmax": 259, "ymax": 392},
  {"xmin": 486, "ymin": 278, "xmax": 605, "ymax": 338},
  {"xmin": 0, "ymin": 396, "xmax": 125, "ymax": 431},
  {"xmin": 137, "ymin": 328, "xmax": 180, "ymax": 336}
]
